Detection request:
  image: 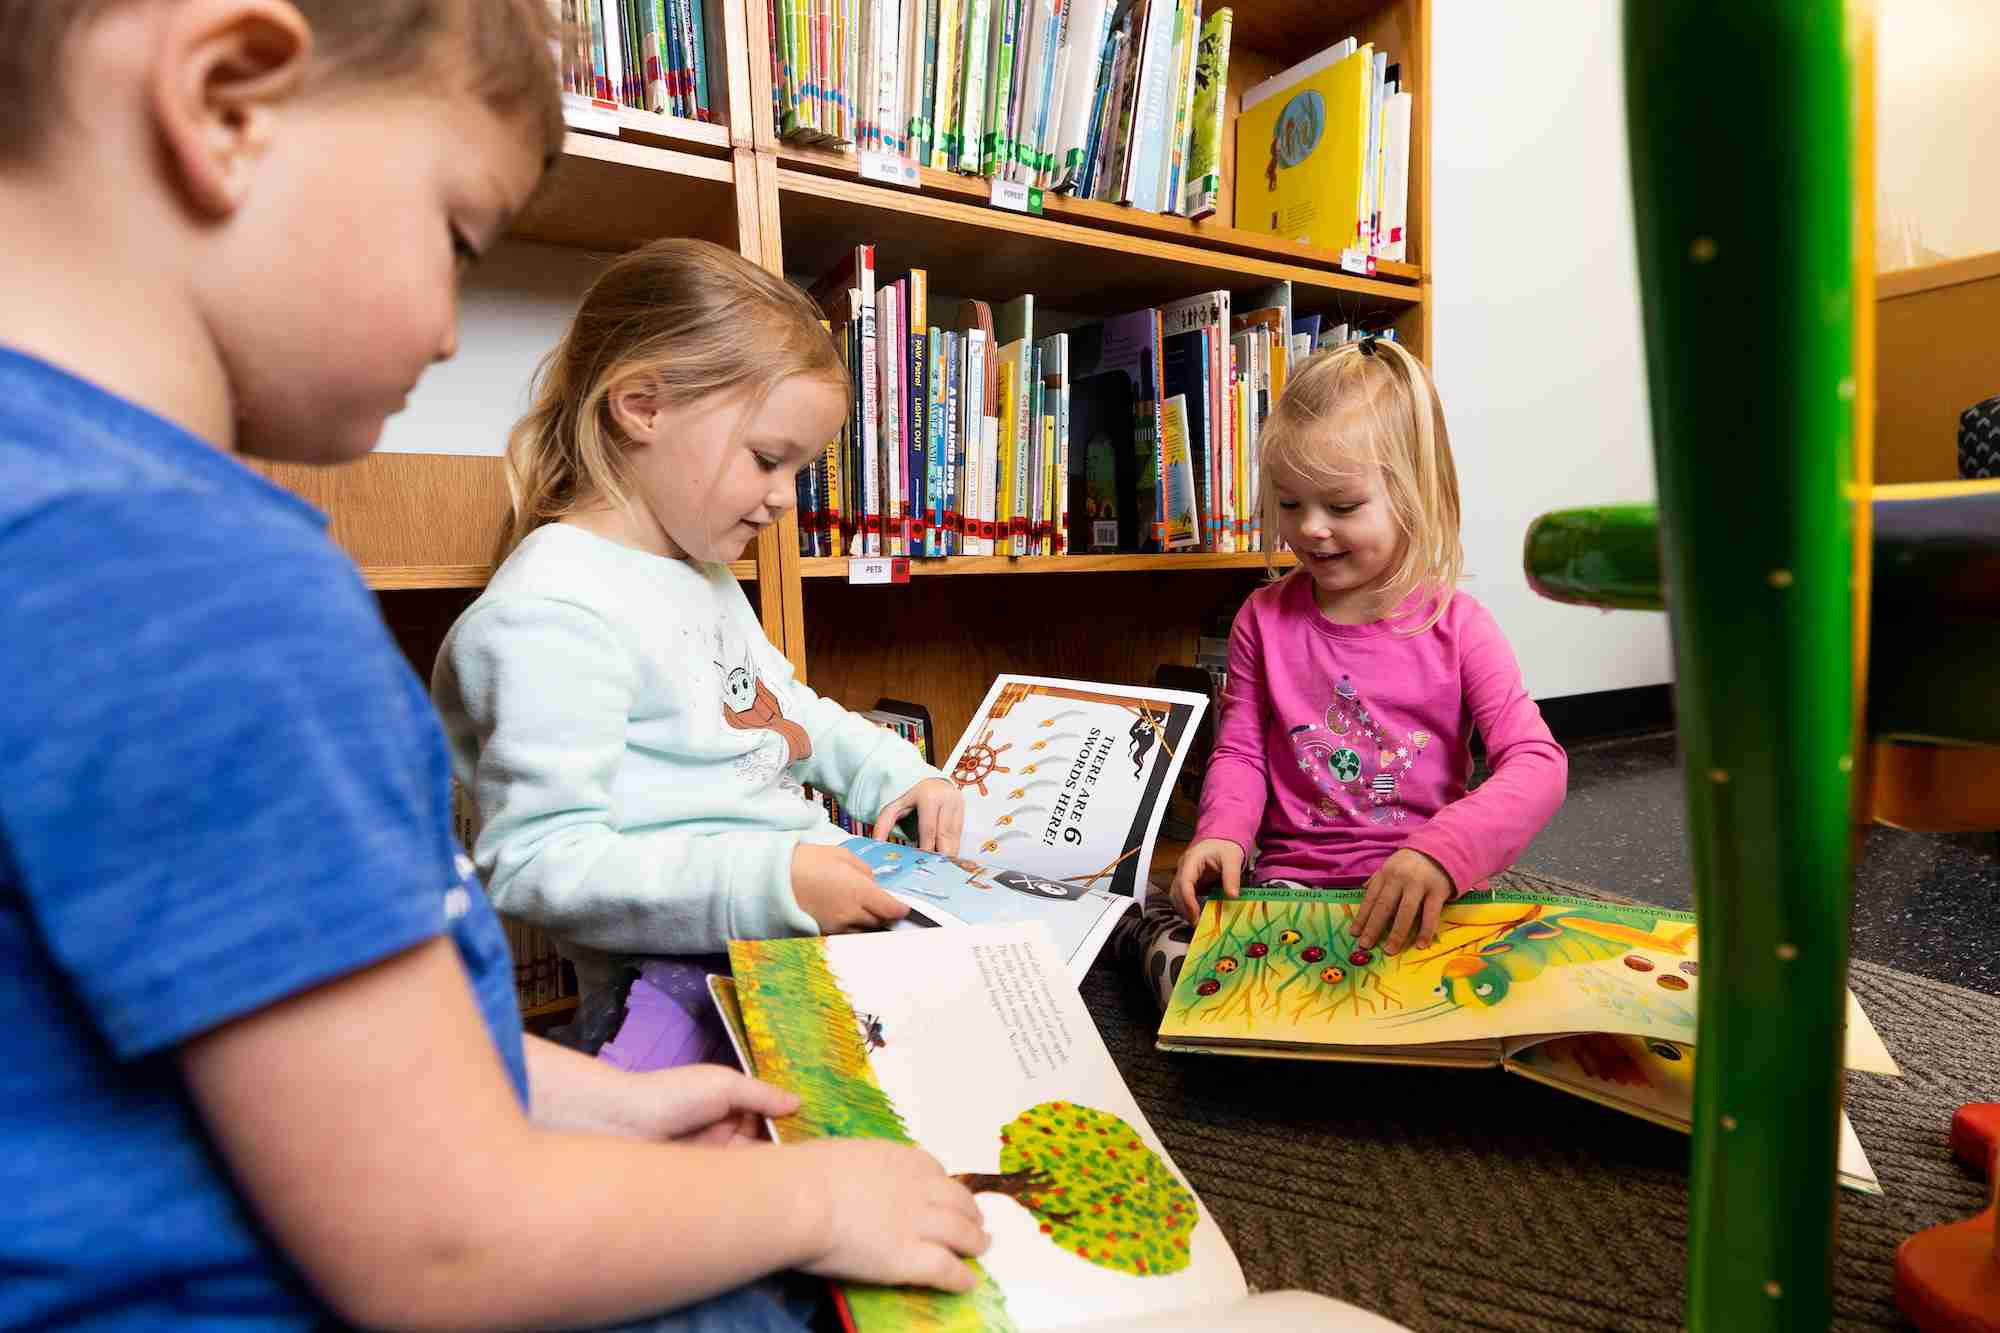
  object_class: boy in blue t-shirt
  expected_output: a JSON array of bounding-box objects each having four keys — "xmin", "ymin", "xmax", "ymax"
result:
[{"xmin": 0, "ymin": 4, "xmax": 987, "ymax": 1330}]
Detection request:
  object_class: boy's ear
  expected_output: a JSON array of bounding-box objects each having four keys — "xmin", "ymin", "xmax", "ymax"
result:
[
  {"xmin": 151, "ymin": 0, "xmax": 312, "ymax": 218},
  {"xmin": 608, "ymin": 378, "xmax": 665, "ymax": 443}
]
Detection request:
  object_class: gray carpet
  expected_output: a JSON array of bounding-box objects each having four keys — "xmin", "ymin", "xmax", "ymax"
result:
[{"xmin": 1089, "ymin": 868, "xmax": 1993, "ymax": 1331}]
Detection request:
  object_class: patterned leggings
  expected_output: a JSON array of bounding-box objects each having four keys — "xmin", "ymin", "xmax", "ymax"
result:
[{"xmin": 1114, "ymin": 882, "xmax": 1318, "ymax": 1013}]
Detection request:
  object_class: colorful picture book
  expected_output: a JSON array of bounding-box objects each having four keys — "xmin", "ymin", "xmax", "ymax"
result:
[
  {"xmin": 944, "ymin": 676, "xmax": 1206, "ymax": 901},
  {"xmin": 716, "ymin": 924, "xmax": 1255, "ymax": 1330},
  {"xmin": 1157, "ymin": 889, "xmax": 1900, "ymax": 1193},
  {"xmin": 1233, "ymin": 34, "xmax": 1411, "ymax": 270}
]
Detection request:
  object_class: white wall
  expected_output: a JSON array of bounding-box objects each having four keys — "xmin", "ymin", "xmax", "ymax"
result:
[
  {"xmin": 1430, "ymin": 0, "xmax": 1672, "ymax": 700},
  {"xmin": 1876, "ymin": 0, "xmax": 2000, "ymax": 267},
  {"xmin": 378, "ymin": 242, "xmax": 606, "ymax": 455}
]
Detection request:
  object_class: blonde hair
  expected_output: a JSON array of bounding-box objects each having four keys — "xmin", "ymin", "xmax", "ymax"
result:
[
  {"xmin": 2, "ymin": 0, "xmax": 564, "ymax": 165},
  {"xmin": 1259, "ymin": 337, "xmax": 1463, "ymax": 632},
  {"xmin": 498, "ymin": 238, "xmax": 848, "ymax": 564}
]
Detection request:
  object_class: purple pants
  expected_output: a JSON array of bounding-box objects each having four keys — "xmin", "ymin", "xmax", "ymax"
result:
[{"xmin": 595, "ymin": 955, "xmax": 739, "ymax": 1074}]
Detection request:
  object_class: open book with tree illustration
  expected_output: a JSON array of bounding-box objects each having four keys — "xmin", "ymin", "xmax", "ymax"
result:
[
  {"xmin": 1155, "ymin": 889, "xmax": 1899, "ymax": 1194},
  {"xmin": 712, "ymin": 925, "xmax": 1406, "ymax": 1332}
]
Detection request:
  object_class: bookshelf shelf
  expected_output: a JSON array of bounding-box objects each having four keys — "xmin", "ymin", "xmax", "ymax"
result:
[
  {"xmin": 512, "ymin": 133, "xmax": 742, "ymax": 253},
  {"xmin": 776, "ymin": 168, "xmax": 1420, "ymax": 319},
  {"xmin": 521, "ymin": 997, "xmax": 581, "ymax": 1021},
  {"xmin": 365, "ymin": 560, "xmax": 757, "ymax": 590},
  {"xmin": 775, "ymin": 143, "xmax": 1423, "ymax": 286},
  {"xmin": 798, "ymin": 552, "xmax": 1295, "ymax": 578},
  {"xmin": 585, "ymin": 106, "xmax": 735, "ymax": 155}
]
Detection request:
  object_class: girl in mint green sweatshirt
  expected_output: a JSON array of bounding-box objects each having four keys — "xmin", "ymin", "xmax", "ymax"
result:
[{"xmin": 434, "ymin": 239, "xmax": 962, "ymax": 1004}]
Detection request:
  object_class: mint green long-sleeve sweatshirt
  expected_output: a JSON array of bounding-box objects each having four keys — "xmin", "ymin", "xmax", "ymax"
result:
[{"xmin": 432, "ymin": 523, "xmax": 936, "ymax": 997}]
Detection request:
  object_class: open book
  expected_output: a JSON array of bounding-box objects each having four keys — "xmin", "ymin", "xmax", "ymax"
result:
[
  {"xmin": 1155, "ymin": 889, "xmax": 1899, "ymax": 1194},
  {"xmin": 862, "ymin": 676, "xmax": 1207, "ymax": 982},
  {"xmin": 940, "ymin": 675, "xmax": 1207, "ymax": 903},
  {"xmin": 714, "ymin": 924, "xmax": 1407, "ymax": 1332}
]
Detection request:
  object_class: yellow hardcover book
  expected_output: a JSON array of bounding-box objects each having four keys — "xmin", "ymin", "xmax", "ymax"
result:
[{"xmin": 1232, "ymin": 44, "xmax": 1372, "ymax": 253}]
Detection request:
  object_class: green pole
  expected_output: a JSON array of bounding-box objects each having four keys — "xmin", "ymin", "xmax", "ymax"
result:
[{"xmin": 1623, "ymin": 4, "xmax": 1855, "ymax": 1328}]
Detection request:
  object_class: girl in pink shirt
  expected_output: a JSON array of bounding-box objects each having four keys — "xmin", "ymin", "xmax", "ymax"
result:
[{"xmin": 1127, "ymin": 336, "xmax": 1567, "ymax": 1009}]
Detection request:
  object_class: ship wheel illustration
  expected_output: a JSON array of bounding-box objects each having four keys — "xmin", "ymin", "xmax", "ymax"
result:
[{"xmin": 949, "ymin": 726, "xmax": 1012, "ymax": 796}]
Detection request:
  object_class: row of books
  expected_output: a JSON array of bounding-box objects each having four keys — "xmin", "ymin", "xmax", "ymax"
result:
[
  {"xmin": 504, "ymin": 917, "xmax": 581, "ymax": 1013},
  {"xmin": 797, "ymin": 243, "xmax": 1392, "ymax": 558},
  {"xmin": 770, "ymin": 0, "xmax": 1235, "ymax": 218},
  {"xmin": 1234, "ymin": 34, "xmax": 1412, "ymax": 267},
  {"xmin": 559, "ymin": 0, "xmax": 718, "ymax": 123},
  {"xmin": 804, "ymin": 698, "xmax": 937, "ymax": 840}
]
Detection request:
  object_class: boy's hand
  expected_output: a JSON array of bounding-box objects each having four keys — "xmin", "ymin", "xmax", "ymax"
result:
[
  {"xmin": 1354, "ymin": 849, "xmax": 1455, "ymax": 954},
  {"xmin": 792, "ymin": 843, "xmax": 909, "ymax": 933},
  {"xmin": 795, "ymin": 1140, "xmax": 989, "ymax": 1293},
  {"xmin": 628, "ymin": 1065, "xmax": 799, "ymax": 1146},
  {"xmin": 872, "ymin": 777, "xmax": 965, "ymax": 855},
  {"xmin": 1169, "ymin": 838, "xmax": 1245, "ymax": 924}
]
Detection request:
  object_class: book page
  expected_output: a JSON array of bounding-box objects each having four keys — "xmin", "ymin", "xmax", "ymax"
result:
[
  {"xmin": 728, "ymin": 925, "xmax": 1247, "ymax": 1331},
  {"xmin": 1501, "ymin": 1034, "xmax": 1882, "ymax": 1195},
  {"xmin": 842, "ymin": 835, "xmax": 1133, "ymax": 983},
  {"xmin": 945, "ymin": 676, "xmax": 1207, "ymax": 899},
  {"xmin": 1158, "ymin": 890, "xmax": 1704, "ymax": 1051}
]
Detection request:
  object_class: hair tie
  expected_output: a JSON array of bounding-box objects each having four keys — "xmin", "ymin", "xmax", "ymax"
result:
[{"xmin": 1357, "ymin": 334, "xmax": 1379, "ymax": 358}]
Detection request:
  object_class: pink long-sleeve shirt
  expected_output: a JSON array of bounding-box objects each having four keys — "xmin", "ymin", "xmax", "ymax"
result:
[{"xmin": 1194, "ymin": 574, "xmax": 1568, "ymax": 893}]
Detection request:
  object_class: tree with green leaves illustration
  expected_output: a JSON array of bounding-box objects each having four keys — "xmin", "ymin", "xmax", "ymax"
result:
[{"xmin": 953, "ymin": 1100, "xmax": 1196, "ymax": 1277}]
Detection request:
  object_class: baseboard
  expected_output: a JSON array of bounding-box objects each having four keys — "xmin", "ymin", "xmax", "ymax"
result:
[{"xmin": 1535, "ymin": 683, "xmax": 1675, "ymax": 745}]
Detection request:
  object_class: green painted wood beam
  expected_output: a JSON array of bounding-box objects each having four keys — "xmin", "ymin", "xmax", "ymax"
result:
[
  {"xmin": 1624, "ymin": 2, "xmax": 1856, "ymax": 1327},
  {"xmin": 1523, "ymin": 494, "xmax": 2000, "ymax": 746}
]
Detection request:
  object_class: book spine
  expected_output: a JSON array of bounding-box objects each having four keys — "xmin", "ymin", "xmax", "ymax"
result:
[
  {"xmin": 858, "ymin": 288, "xmax": 880, "ymax": 556},
  {"xmin": 913, "ymin": 0, "xmax": 941, "ymax": 161},
  {"xmin": 941, "ymin": 331, "xmax": 960, "ymax": 553},
  {"xmin": 1158, "ymin": 0, "xmax": 1193, "ymax": 213},
  {"xmin": 957, "ymin": 0, "xmax": 992, "ymax": 174},
  {"xmin": 982, "ymin": 0, "xmax": 1018, "ymax": 176},
  {"xmin": 1055, "ymin": 364, "xmax": 1069, "ymax": 553},
  {"xmin": 690, "ymin": 0, "xmax": 714, "ymax": 118},
  {"xmin": 963, "ymin": 329, "xmax": 987, "ymax": 553},
  {"xmin": 908, "ymin": 290, "xmax": 928, "ymax": 554},
  {"xmin": 1181, "ymin": 7, "xmax": 1229, "ymax": 217},
  {"xmin": 931, "ymin": 0, "xmax": 963, "ymax": 166},
  {"xmin": 924, "ymin": 328, "xmax": 944, "ymax": 555},
  {"xmin": 1075, "ymin": 24, "xmax": 1119, "ymax": 196},
  {"xmin": 1015, "ymin": 345, "xmax": 1036, "ymax": 554}
]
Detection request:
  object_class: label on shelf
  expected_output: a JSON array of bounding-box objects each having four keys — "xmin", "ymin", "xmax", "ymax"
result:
[
  {"xmin": 988, "ymin": 179, "xmax": 1045, "ymax": 216},
  {"xmin": 1338, "ymin": 247, "xmax": 1377, "ymax": 277},
  {"xmin": 858, "ymin": 150, "xmax": 920, "ymax": 189},
  {"xmin": 561, "ymin": 94, "xmax": 621, "ymax": 136},
  {"xmin": 848, "ymin": 556, "xmax": 911, "ymax": 585}
]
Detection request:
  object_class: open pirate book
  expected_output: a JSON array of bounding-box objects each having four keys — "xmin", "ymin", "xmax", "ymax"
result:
[
  {"xmin": 861, "ymin": 676, "xmax": 1208, "ymax": 982},
  {"xmin": 1156, "ymin": 889, "xmax": 1900, "ymax": 1194},
  {"xmin": 713, "ymin": 924, "xmax": 1405, "ymax": 1332}
]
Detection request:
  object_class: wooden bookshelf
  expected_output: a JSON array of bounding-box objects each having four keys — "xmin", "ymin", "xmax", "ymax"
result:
[
  {"xmin": 260, "ymin": 0, "xmax": 1433, "ymax": 694},
  {"xmin": 513, "ymin": 132, "xmax": 741, "ymax": 252},
  {"xmin": 798, "ymin": 551, "xmax": 1295, "ymax": 577},
  {"xmin": 775, "ymin": 167, "xmax": 1422, "ymax": 341},
  {"xmin": 774, "ymin": 141, "xmax": 1421, "ymax": 284}
]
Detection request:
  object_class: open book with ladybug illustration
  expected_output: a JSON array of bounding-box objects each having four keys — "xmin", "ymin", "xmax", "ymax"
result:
[{"xmin": 1157, "ymin": 888, "xmax": 1899, "ymax": 1193}]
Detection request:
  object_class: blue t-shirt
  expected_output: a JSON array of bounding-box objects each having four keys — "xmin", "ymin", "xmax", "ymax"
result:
[{"xmin": 0, "ymin": 345, "xmax": 528, "ymax": 1330}]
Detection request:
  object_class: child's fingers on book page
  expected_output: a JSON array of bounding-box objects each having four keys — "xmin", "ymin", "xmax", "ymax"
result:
[
  {"xmin": 1417, "ymin": 890, "xmax": 1445, "ymax": 950},
  {"xmin": 937, "ymin": 798, "xmax": 964, "ymax": 857},
  {"xmin": 1383, "ymin": 888, "xmax": 1423, "ymax": 955}
]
